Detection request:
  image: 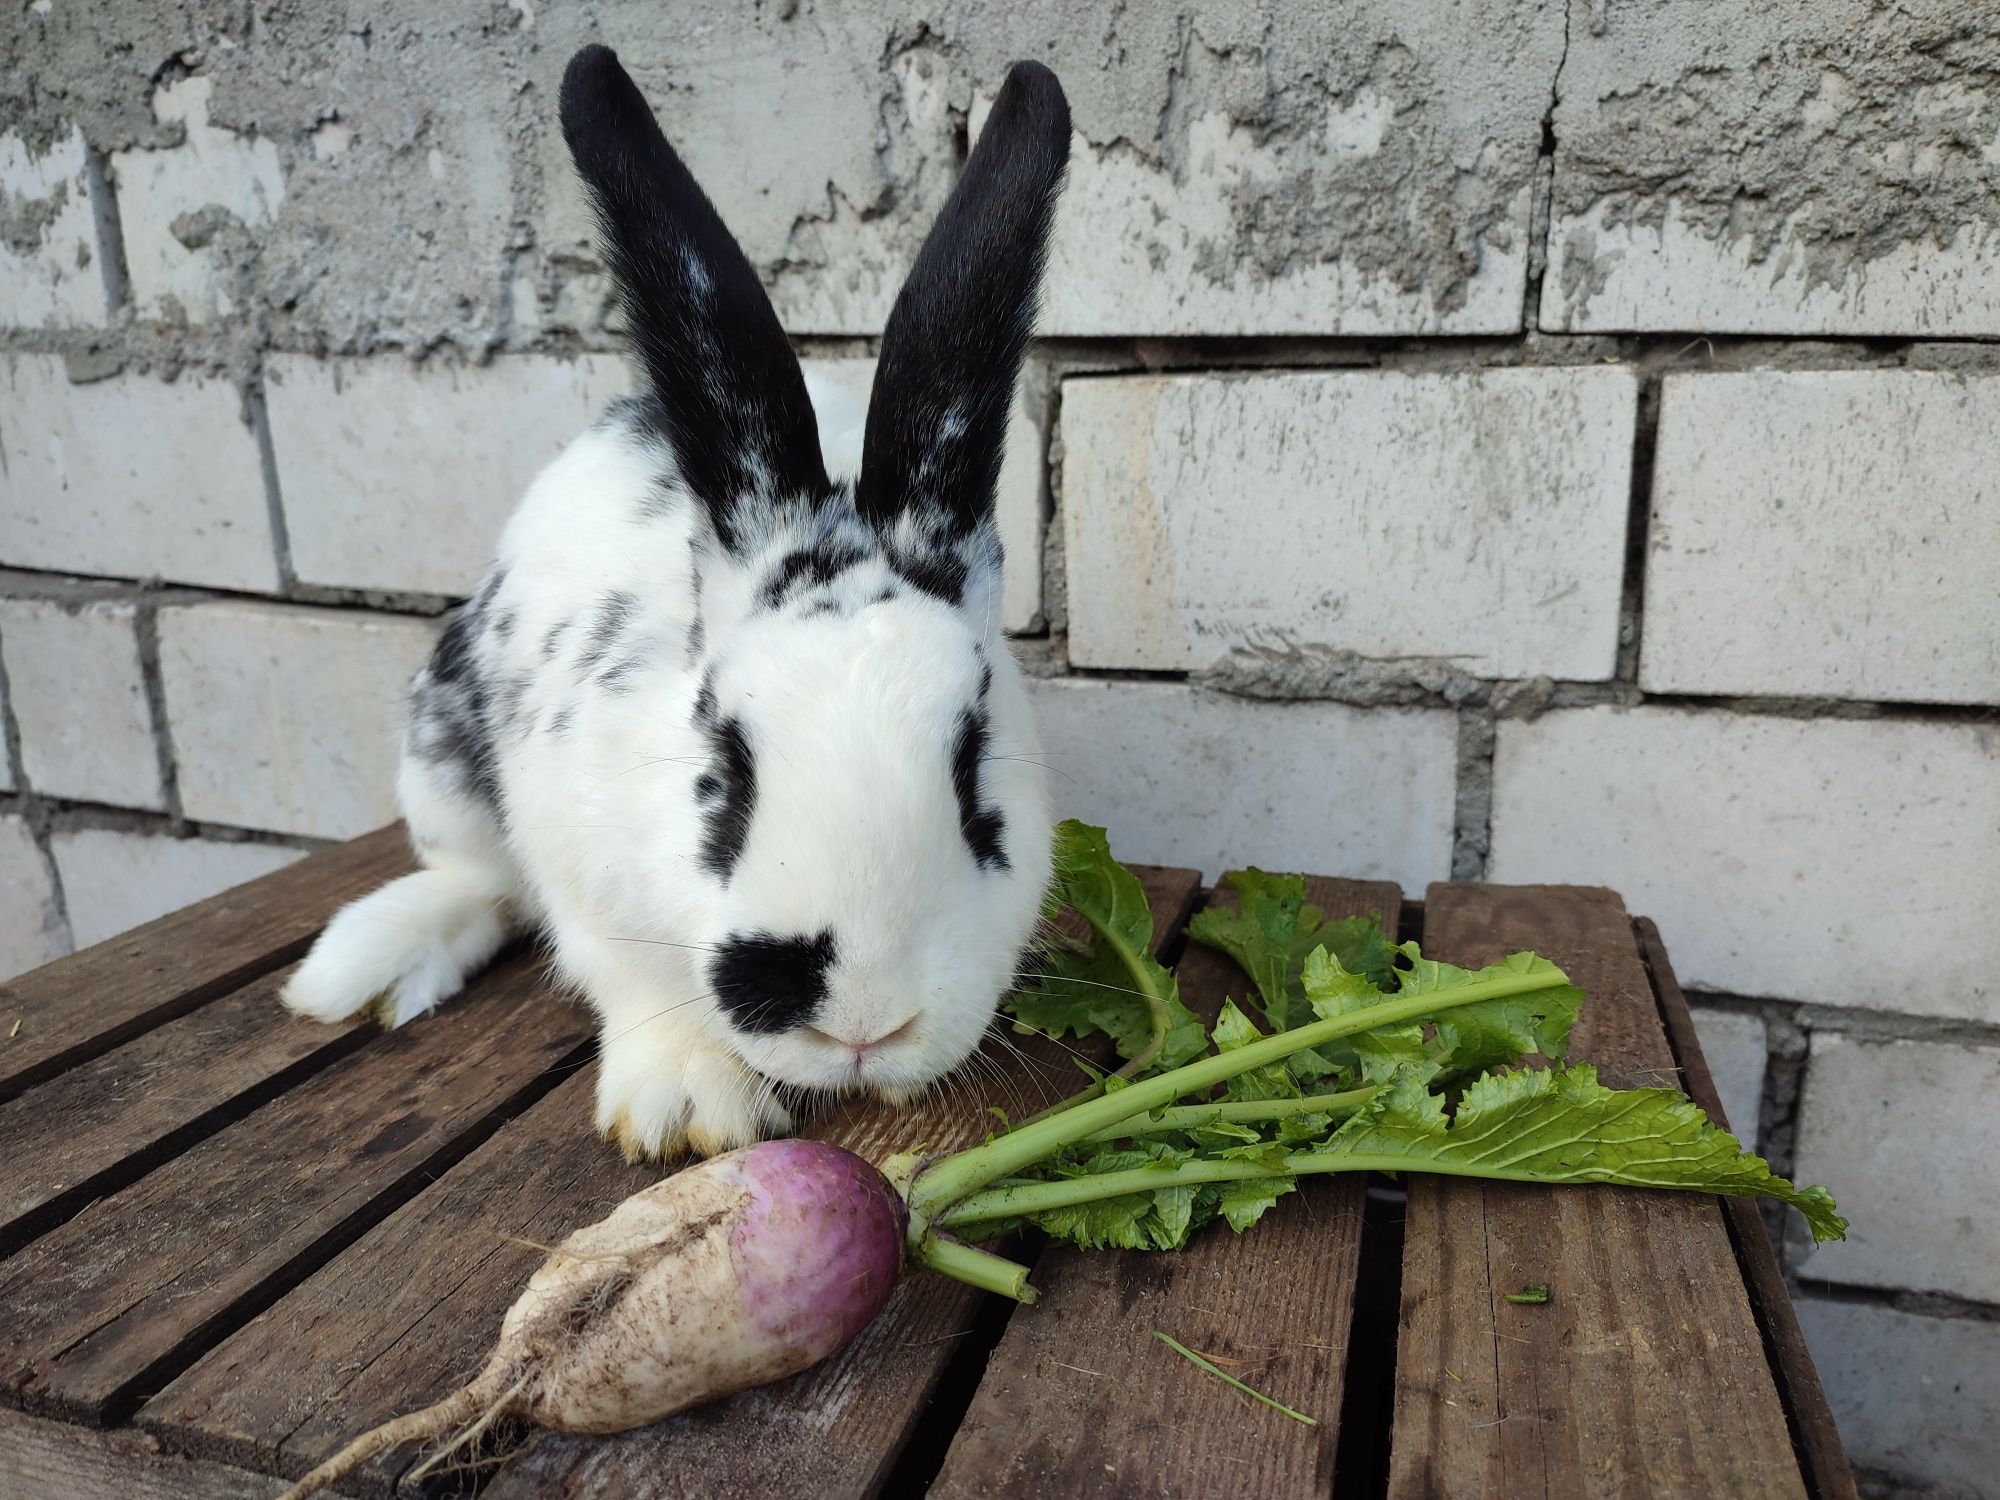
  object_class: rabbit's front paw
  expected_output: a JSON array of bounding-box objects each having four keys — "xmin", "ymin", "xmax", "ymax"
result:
[{"xmin": 594, "ymin": 1033, "xmax": 792, "ymax": 1163}]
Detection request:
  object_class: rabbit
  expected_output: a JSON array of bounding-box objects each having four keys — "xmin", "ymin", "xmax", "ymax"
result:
[{"xmin": 281, "ymin": 45, "xmax": 1070, "ymax": 1163}]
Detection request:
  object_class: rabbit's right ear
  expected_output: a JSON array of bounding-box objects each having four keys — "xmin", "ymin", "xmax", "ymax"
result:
[
  {"xmin": 560, "ymin": 45, "xmax": 829, "ymax": 544},
  {"xmin": 856, "ymin": 62, "xmax": 1070, "ymax": 553}
]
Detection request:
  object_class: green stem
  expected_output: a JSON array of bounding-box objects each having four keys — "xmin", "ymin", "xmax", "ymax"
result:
[
  {"xmin": 1009, "ymin": 915, "xmax": 1172, "ymax": 1131},
  {"xmin": 1081, "ymin": 1087, "xmax": 1378, "ymax": 1143},
  {"xmin": 909, "ymin": 1234, "xmax": 1039, "ymax": 1302},
  {"xmin": 906, "ymin": 962, "xmax": 1567, "ymax": 1223},
  {"xmin": 937, "ymin": 1147, "xmax": 1645, "ymax": 1228}
]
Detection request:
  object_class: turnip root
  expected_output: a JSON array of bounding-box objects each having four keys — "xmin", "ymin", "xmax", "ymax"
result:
[{"xmin": 277, "ymin": 1138, "xmax": 905, "ymax": 1499}]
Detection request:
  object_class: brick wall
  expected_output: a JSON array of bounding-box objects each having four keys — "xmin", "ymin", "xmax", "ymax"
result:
[{"xmin": 3, "ymin": 7, "xmax": 1996, "ymax": 1489}]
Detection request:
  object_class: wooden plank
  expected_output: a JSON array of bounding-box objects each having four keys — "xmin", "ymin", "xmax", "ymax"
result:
[
  {"xmin": 1389, "ymin": 885, "xmax": 1809, "ymax": 1500},
  {"xmin": 930, "ymin": 877, "xmax": 1401, "ymax": 1500},
  {"xmin": 0, "ymin": 950, "xmax": 591, "ymax": 1426},
  {"xmin": 0, "ymin": 825, "xmax": 412, "ymax": 1102},
  {"xmin": 0, "ymin": 1407, "xmax": 277, "ymax": 1500},
  {"xmin": 0, "ymin": 966, "xmax": 375, "ymax": 1258},
  {"xmin": 481, "ymin": 865, "xmax": 1206, "ymax": 1500},
  {"xmin": 1638, "ymin": 918, "xmax": 1857, "ymax": 1500},
  {"xmin": 142, "ymin": 1067, "xmax": 654, "ymax": 1494}
]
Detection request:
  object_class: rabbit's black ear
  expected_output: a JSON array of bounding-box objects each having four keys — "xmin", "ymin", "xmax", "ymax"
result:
[
  {"xmin": 856, "ymin": 62, "xmax": 1069, "ymax": 538},
  {"xmin": 560, "ymin": 45, "xmax": 828, "ymax": 542}
]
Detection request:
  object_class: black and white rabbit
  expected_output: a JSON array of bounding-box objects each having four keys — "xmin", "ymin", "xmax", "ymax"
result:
[{"xmin": 283, "ymin": 46, "xmax": 1069, "ymax": 1162}]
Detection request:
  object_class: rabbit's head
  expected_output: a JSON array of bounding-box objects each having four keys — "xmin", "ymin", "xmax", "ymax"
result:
[{"xmin": 560, "ymin": 46, "xmax": 1068, "ymax": 1097}]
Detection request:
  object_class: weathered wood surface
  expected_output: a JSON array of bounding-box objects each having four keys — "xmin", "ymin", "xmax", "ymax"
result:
[
  {"xmin": 1389, "ymin": 885, "xmax": 1809, "ymax": 1500},
  {"xmin": 0, "ymin": 951, "xmax": 591, "ymax": 1426},
  {"xmin": 0, "ymin": 1407, "xmax": 278, "ymax": 1500},
  {"xmin": 1639, "ymin": 919, "xmax": 1857, "ymax": 1500},
  {"xmin": 143, "ymin": 1066, "xmax": 652, "ymax": 1493},
  {"xmin": 0, "ymin": 828, "xmax": 1854, "ymax": 1500},
  {"xmin": 0, "ymin": 966, "xmax": 372, "ymax": 1257},
  {"xmin": 0, "ymin": 826, "xmax": 411, "ymax": 1102},
  {"xmin": 481, "ymin": 865, "xmax": 1206, "ymax": 1500},
  {"xmin": 929, "ymin": 877, "xmax": 1400, "ymax": 1500}
]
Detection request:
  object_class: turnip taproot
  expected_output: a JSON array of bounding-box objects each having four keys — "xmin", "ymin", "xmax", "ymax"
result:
[{"xmin": 276, "ymin": 1139, "xmax": 905, "ymax": 1499}]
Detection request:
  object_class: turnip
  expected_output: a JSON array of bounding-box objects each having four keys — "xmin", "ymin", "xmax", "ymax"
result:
[
  {"xmin": 277, "ymin": 825, "xmax": 1843, "ymax": 1496},
  {"xmin": 276, "ymin": 1138, "xmax": 907, "ymax": 1499}
]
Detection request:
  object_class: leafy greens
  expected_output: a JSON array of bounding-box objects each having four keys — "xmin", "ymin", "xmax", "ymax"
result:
[{"xmin": 981, "ymin": 821, "xmax": 1846, "ymax": 1255}]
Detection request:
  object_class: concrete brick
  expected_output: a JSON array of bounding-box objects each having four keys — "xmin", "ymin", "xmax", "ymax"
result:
[
  {"xmin": 801, "ymin": 358, "xmax": 1046, "ymax": 635},
  {"xmin": 534, "ymin": 4, "xmax": 1559, "ymax": 337},
  {"xmin": 0, "ymin": 590, "xmax": 164, "ymax": 811},
  {"xmin": 50, "ymin": 829, "xmax": 303, "ymax": 950},
  {"xmin": 0, "ymin": 356, "xmax": 279, "ymax": 592},
  {"xmin": 1489, "ymin": 708, "xmax": 2000, "ymax": 1022},
  {"xmin": 269, "ymin": 355, "xmax": 631, "ymax": 598},
  {"xmin": 157, "ymin": 602, "xmax": 439, "ymax": 840},
  {"xmin": 1025, "ymin": 676, "xmax": 1457, "ymax": 889},
  {"xmin": 1644, "ymin": 373, "xmax": 2000, "ymax": 705},
  {"xmin": 1544, "ymin": 5, "xmax": 2000, "ymax": 336},
  {"xmin": 0, "ymin": 815, "xmax": 68, "ymax": 981},
  {"xmin": 1792, "ymin": 1034, "xmax": 2000, "ymax": 1303},
  {"xmin": 1061, "ymin": 369, "xmax": 1636, "ymax": 679},
  {"xmin": 0, "ymin": 125, "xmax": 114, "ymax": 327},
  {"xmin": 109, "ymin": 77, "xmax": 284, "ymax": 325},
  {"xmin": 1688, "ymin": 1004, "xmax": 1767, "ymax": 1151},
  {"xmin": 1795, "ymin": 1296, "xmax": 2000, "ymax": 1499}
]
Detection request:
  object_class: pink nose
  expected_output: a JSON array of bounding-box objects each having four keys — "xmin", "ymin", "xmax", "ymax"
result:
[{"xmin": 808, "ymin": 1015, "xmax": 920, "ymax": 1058}]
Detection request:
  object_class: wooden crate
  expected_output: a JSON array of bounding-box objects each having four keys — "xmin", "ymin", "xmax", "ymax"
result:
[{"xmin": 0, "ymin": 830, "xmax": 1854, "ymax": 1498}]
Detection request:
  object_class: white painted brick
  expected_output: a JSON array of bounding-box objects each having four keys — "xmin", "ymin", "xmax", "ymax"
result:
[
  {"xmin": 1688, "ymin": 1005, "xmax": 1767, "ymax": 1151},
  {"xmin": 157, "ymin": 601, "xmax": 439, "ymax": 840},
  {"xmin": 0, "ymin": 816, "xmax": 68, "ymax": 981},
  {"xmin": 1644, "ymin": 373, "xmax": 2000, "ymax": 705},
  {"xmin": 1543, "ymin": 200, "xmax": 2000, "ymax": 338},
  {"xmin": 1489, "ymin": 708, "xmax": 2000, "ymax": 1022},
  {"xmin": 1025, "ymin": 676, "xmax": 1457, "ymax": 889},
  {"xmin": 0, "ymin": 356, "xmax": 279, "ymax": 592},
  {"xmin": 1061, "ymin": 370, "xmax": 1636, "ymax": 679},
  {"xmin": 1792, "ymin": 1034, "xmax": 2000, "ymax": 1303},
  {"xmin": 109, "ymin": 77, "xmax": 285, "ymax": 325},
  {"xmin": 0, "ymin": 658, "xmax": 12, "ymax": 794},
  {"xmin": 800, "ymin": 358, "xmax": 1045, "ymax": 635},
  {"xmin": 269, "ymin": 354, "xmax": 631, "ymax": 597},
  {"xmin": 0, "ymin": 591, "xmax": 163, "ymax": 810},
  {"xmin": 978, "ymin": 102, "xmax": 1534, "ymax": 339},
  {"xmin": 1795, "ymin": 1297, "xmax": 2000, "ymax": 1499},
  {"xmin": 50, "ymin": 829, "xmax": 304, "ymax": 949},
  {"xmin": 1542, "ymin": 9, "xmax": 2000, "ymax": 337},
  {"xmin": 0, "ymin": 126, "xmax": 113, "ymax": 328}
]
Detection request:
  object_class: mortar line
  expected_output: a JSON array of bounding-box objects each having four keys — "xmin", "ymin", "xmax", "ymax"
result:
[
  {"xmin": 246, "ymin": 370, "xmax": 299, "ymax": 595},
  {"xmin": 1614, "ymin": 372, "xmax": 1663, "ymax": 684},
  {"xmin": 0, "ymin": 613, "xmax": 74, "ymax": 946},
  {"xmin": 130, "ymin": 594, "xmax": 186, "ymax": 827},
  {"xmin": 1448, "ymin": 706, "xmax": 1496, "ymax": 881},
  {"xmin": 1790, "ymin": 1279, "xmax": 2000, "ymax": 1327}
]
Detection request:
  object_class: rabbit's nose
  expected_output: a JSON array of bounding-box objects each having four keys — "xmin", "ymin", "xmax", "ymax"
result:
[{"xmin": 806, "ymin": 1014, "xmax": 920, "ymax": 1058}]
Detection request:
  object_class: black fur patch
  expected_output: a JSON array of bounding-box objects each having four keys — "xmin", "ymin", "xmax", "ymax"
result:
[
  {"xmin": 692, "ymin": 675, "xmax": 756, "ymax": 880},
  {"xmin": 579, "ymin": 590, "xmax": 638, "ymax": 673},
  {"xmin": 546, "ymin": 704, "xmax": 575, "ymax": 737},
  {"xmin": 893, "ymin": 547, "xmax": 968, "ymax": 606},
  {"xmin": 414, "ymin": 607, "xmax": 501, "ymax": 808},
  {"xmin": 710, "ymin": 929, "xmax": 837, "ymax": 1034},
  {"xmin": 761, "ymin": 541, "xmax": 865, "ymax": 609},
  {"xmin": 950, "ymin": 693, "xmax": 1009, "ymax": 872},
  {"xmin": 542, "ymin": 621, "xmax": 567, "ymax": 662}
]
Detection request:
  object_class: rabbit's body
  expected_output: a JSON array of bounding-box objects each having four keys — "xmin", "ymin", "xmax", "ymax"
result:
[{"xmin": 284, "ymin": 48, "xmax": 1070, "ymax": 1160}]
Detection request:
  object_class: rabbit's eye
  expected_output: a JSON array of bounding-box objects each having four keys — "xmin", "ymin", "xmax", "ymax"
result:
[{"xmin": 711, "ymin": 930, "xmax": 838, "ymax": 1035}]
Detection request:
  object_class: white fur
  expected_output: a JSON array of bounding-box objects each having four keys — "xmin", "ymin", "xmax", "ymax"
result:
[{"xmin": 283, "ymin": 387, "xmax": 1053, "ymax": 1160}]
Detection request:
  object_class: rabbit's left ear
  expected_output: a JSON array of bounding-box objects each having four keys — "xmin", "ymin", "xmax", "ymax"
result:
[
  {"xmin": 856, "ymin": 62, "xmax": 1070, "ymax": 542},
  {"xmin": 561, "ymin": 45, "xmax": 829, "ymax": 543}
]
